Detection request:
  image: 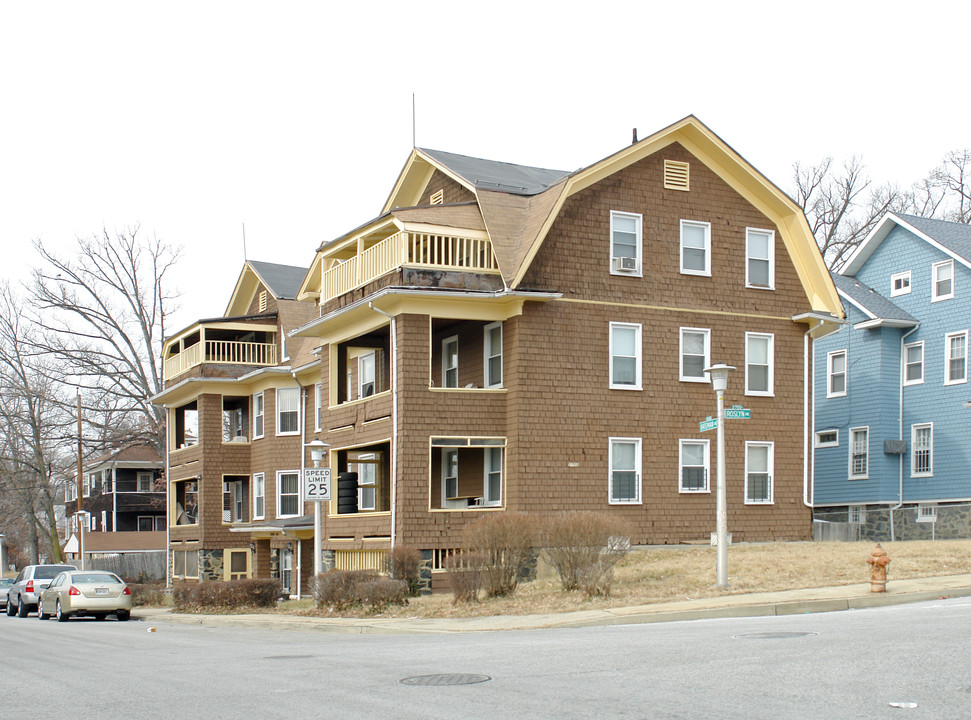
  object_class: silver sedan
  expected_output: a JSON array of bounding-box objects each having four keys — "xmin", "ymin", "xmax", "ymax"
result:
[{"xmin": 38, "ymin": 571, "xmax": 132, "ymax": 622}]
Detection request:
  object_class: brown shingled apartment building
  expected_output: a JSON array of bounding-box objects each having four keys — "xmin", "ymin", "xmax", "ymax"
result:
[{"xmin": 155, "ymin": 116, "xmax": 843, "ymax": 593}]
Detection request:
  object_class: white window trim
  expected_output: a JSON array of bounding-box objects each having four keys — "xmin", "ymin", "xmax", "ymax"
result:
[
  {"xmin": 890, "ymin": 270, "xmax": 912, "ymax": 297},
  {"xmin": 252, "ymin": 473, "xmax": 265, "ymax": 520},
  {"xmin": 358, "ymin": 351, "xmax": 376, "ymax": 398},
  {"xmin": 848, "ymin": 505, "xmax": 866, "ymax": 524},
  {"xmin": 679, "ymin": 327, "xmax": 711, "ymax": 383},
  {"xmin": 314, "ymin": 383, "xmax": 322, "ymax": 432},
  {"xmin": 136, "ymin": 471, "xmax": 154, "ymax": 493},
  {"xmin": 944, "ymin": 330, "xmax": 968, "ymax": 385},
  {"xmin": 253, "ymin": 392, "xmax": 265, "ymax": 439},
  {"xmin": 679, "ymin": 219, "xmax": 711, "ymax": 277},
  {"xmin": 744, "ymin": 441, "xmax": 774, "ymax": 505},
  {"xmin": 848, "ymin": 426, "xmax": 869, "ymax": 480},
  {"xmin": 276, "ymin": 470, "xmax": 301, "ymax": 519},
  {"xmin": 610, "ymin": 210, "xmax": 643, "ymax": 277},
  {"xmin": 275, "ymin": 387, "xmax": 300, "ymax": 436},
  {"xmin": 827, "ymin": 349, "xmax": 847, "ymax": 398},
  {"xmin": 911, "ymin": 422, "xmax": 934, "ymax": 478},
  {"xmin": 916, "ymin": 504, "xmax": 938, "ymax": 522},
  {"xmin": 903, "ymin": 341, "xmax": 924, "ymax": 386},
  {"xmin": 483, "ymin": 447, "xmax": 502, "ymax": 507},
  {"xmin": 678, "ymin": 439, "xmax": 710, "ymax": 494},
  {"xmin": 442, "ymin": 335, "xmax": 459, "ymax": 388},
  {"xmin": 483, "ymin": 322, "xmax": 503, "ymax": 389},
  {"xmin": 608, "ymin": 437, "xmax": 642, "ymax": 505},
  {"xmin": 745, "ymin": 227, "xmax": 775, "ymax": 290},
  {"xmin": 441, "ymin": 448, "xmax": 459, "ymax": 506},
  {"xmin": 932, "ymin": 259, "xmax": 954, "ymax": 302},
  {"xmin": 814, "ymin": 429, "xmax": 839, "ymax": 448},
  {"xmin": 609, "ymin": 322, "xmax": 642, "ymax": 390},
  {"xmin": 745, "ymin": 332, "xmax": 774, "ymax": 397},
  {"xmin": 356, "ymin": 462, "xmax": 377, "ymax": 512}
]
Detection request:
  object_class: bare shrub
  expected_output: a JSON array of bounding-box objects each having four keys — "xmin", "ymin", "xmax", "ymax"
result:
[
  {"xmin": 542, "ymin": 511, "xmax": 631, "ymax": 597},
  {"xmin": 444, "ymin": 552, "xmax": 488, "ymax": 603},
  {"xmin": 313, "ymin": 569, "xmax": 408, "ymax": 612},
  {"xmin": 128, "ymin": 582, "xmax": 167, "ymax": 607},
  {"xmin": 389, "ymin": 545, "xmax": 423, "ymax": 597},
  {"xmin": 172, "ymin": 579, "xmax": 279, "ymax": 612},
  {"xmin": 464, "ymin": 512, "xmax": 538, "ymax": 597}
]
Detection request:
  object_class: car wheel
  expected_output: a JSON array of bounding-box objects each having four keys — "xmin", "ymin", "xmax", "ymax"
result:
[
  {"xmin": 55, "ymin": 600, "xmax": 70, "ymax": 622},
  {"xmin": 17, "ymin": 598, "xmax": 29, "ymax": 618},
  {"xmin": 38, "ymin": 599, "xmax": 49, "ymax": 620},
  {"xmin": 5, "ymin": 599, "xmax": 14, "ymax": 616},
  {"xmin": 116, "ymin": 609, "xmax": 131, "ymax": 622},
  {"xmin": 93, "ymin": 613, "xmax": 107, "ymax": 621}
]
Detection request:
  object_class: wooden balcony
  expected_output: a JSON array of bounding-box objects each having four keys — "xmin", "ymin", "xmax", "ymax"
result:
[
  {"xmin": 164, "ymin": 339, "xmax": 278, "ymax": 381},
  {"xmin": 322, "ymin": 230, "xmax": 499, "ymax": 303}
]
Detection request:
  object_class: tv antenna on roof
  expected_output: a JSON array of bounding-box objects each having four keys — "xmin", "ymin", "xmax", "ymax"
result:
[{"xmin": 242, "ymin": 222, "xmax": 248, "ymax": 261}]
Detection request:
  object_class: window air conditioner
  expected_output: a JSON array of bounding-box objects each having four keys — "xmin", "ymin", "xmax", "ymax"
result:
[{"xmin": 614, "ymin": 256, "xmax": 638, "ymax": 272}]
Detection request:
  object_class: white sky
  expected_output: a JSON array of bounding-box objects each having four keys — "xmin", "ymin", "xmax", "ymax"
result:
[{"xmin": 2, "ymin": 1, "xmax": 968, "ymax": 332}]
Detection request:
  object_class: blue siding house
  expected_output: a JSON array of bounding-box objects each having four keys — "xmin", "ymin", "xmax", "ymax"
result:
[{"xmin": 813, "ymin": 213, "xmax": 971, "ymax": 539}]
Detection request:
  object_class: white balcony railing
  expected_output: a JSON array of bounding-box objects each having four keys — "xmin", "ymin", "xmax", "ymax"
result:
[
  {"xmin": 322, "ymin": 231, "xmax": 499, "ymax": 303},
  {"xmin": 164, "ymin": 340, "xmax": 278, "ymax": 380}
]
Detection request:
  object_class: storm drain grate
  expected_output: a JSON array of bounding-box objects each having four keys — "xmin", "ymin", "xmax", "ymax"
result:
[
  {"xmin": 735, "ymin": 632, "xmax": 819, "ymax": 640},
  {"xmin": 400, "ymin": 674, "xmax": 492, "ymax": 686}
]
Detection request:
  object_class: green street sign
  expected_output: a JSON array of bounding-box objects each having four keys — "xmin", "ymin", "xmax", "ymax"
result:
[
  {"xmin": 699, "ymin": 416, "xmax": 718, "ymax": 432},
  {"xmin": 725, "ymin": 406, "xmax": 751, "ymax": 420}
]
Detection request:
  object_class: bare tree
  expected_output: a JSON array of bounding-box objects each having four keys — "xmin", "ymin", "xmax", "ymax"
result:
[
  {"xmin": 792, "ymin": 157, "xmax": 905, "ymax": 270},
  {"xmin": 28, "ymin": 227, "xmax": 180, "ymax": 455},
  {"xmin": 0, "ymin": 284, "xmax": 72, "ymax": 563},
  {"xmin": 928, "ymin": 149, "xmax": 971, "ymax": 224}
]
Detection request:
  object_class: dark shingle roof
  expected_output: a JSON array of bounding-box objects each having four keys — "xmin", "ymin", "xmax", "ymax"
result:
[
  {"xmin": 831, "ymin": 272, "xmax": 917, "ymax": 324},
  {"xmin": 420, "ymin": 148, "xmax": 571, "ymax": 196},
  {"xmin": 896, "ymin": 214, "xmax": 971, "ymax": 262},
  {"xmin": 248, "ymin": 261, "xmax": 308, "ymax": 300}
]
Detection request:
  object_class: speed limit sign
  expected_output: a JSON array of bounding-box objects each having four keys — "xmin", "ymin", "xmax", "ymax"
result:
[{"xmin": 303, "ymin": 468, "xmax": 332, "ymax": 502}]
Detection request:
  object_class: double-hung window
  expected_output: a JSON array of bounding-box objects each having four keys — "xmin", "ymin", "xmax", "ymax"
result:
[
  {"xmin": 745, "ymin": 441, "xmax": 773, "ymax": 504},
  {"xmin": 610, "ymin": 211, "xmax": 642, "ymax": 276},
  {"xmin": 680, "ymin": 328, "xmax": 710, "ymax": 382},
  {"xmin": 932, "ymin": 259, "xmax": 954, "ymax": 301},
  {"xmin": 609, "ymin": 322, "xmax": 641, "ymax": 389},
  {"xmin": 745, "ymin": 333, "xmax": 773, "ymax": 396},
  {"xmin": 891, "ymin": 271, "xmax": 912, "ymax": 297},
  {"xmin": 945, "ymin": 331, "xmax": 967, "ymax": 385},
  {"xmin": 253, "ymin": 392, "xmax": 265, "ymax": 439},
  {"xmin": 253, "ymin": 473, "xmax": 265, "ymax": 520},
  {"xmin": 359, "ymin": 352, "xmax": 376, "ymax": 397},
  {"xmin": 484, "ymin": 322, "xmax": 502, "ymax": 388},
  {"xmin": 137, "ymin": 472, "xmax": 154, "ymax": 493},
  {"xmin": 903, "ymin": 342, "xmax": 924, "ymax": 385},
  {"xmin": 442, "ymin": 335, "xmax": 459, "ymax": 388},
  {"xmin": 276, "ymin": 387, "xmax": 299, "ymax": 435},
  {"xmin": 357, "ymin": 461, "xmax": 377, "ymax": 512},
  {"xmin": 911, "ymin": 423, "xmax": 933, "ymax": 477},
  {"xmin": 746, "ymin": 228, "xmax": 774, "ymax": 289},
  {"xmin": 679, "ymin": 439, "xmax": 709, "ymax": 493},
  {"xmin": 680, "ymin": 220, "xmax": 711, "ymax": 276},
  {"xmin": 849, "ymin": 427, "xmax": 869, "ymax": 479},
  {"xmin": 442, "ymin": 449, "xmax": 459, "ymax": 502},
  {"xmin": 827, "ymin": 350, "xmax": 847, "ymax": 397},
  {"xmin": 277, "ymin": 471, "xmax": 300, "ymax": 518},
  {"xmin": 484, "ymin": 447, "xmax": 502, "ymax": 506},
  {"xmin": 609, "ymin": 437, "xmax": 641, "ymax": 504}
]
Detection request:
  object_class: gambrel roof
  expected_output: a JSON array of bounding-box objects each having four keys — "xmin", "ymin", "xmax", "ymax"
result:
[
  {"xmin": 844, "ymin": 213, "xmax": 971, "ymax": 275},
  {"xmin": 375, "ymin": 115, "xmax": 841, "ymax": 318}
]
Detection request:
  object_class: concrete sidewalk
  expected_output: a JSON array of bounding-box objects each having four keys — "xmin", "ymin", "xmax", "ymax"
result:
[{"xmin": 133, "ymin": 573, "xmax": 971, "ymax": 634}]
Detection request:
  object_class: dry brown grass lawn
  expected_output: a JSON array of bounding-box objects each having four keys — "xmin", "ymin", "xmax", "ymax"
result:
[{"xmin": 294, "ymin": 540, "xmax": 971, "ymax": 620}]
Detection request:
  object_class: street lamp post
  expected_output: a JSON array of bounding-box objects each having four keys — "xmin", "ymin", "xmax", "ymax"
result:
[
  {"xmin": 307, "ymin": 439, "xmax": 329, "ymax": 577},
  {"xmin": 705, "ymin": 363, "xmax": 736, "ymax": 589},
  {"xmin": 75, "ymin": 511, "xmax": 91, "ymax": 571}
]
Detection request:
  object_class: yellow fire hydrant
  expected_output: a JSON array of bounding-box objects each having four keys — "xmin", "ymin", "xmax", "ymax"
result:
[{"xmin": 867, "ymin": 543, "xmax": 890, "ymax": 593}]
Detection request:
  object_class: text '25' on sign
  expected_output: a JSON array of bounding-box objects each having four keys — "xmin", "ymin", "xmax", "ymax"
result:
[{"xmin": 303, "ymin": 468, "xmax": 332, "ymax": 502}]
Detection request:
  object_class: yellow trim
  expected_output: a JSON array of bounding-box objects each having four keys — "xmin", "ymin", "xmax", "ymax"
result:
[
  {"xmin": 428, "ymin": 387, "xmax": 508, "ymax": 394},
  {"xmin": 510, "ymin": 116, "xmax": 842, "ymax": 319},
  {"xmin": 382, "ymin": 150, "xmax": 467, "ymax": 214}
]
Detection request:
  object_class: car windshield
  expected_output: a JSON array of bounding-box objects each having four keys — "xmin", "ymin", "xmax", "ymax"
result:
[
  {"xmin": 71, "ymin": 573, "xmax": 121, "ymax": 584},
  {"xmin": 34, "ymin": 566, "xmax": 77, "ymax": 580}
]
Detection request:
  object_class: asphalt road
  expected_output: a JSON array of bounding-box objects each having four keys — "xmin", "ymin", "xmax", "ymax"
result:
[{"xmin": 2, "ymin": 599, "xmax": 969, "ymax": 719}]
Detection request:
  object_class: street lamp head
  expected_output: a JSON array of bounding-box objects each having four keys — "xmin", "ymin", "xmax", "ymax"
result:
[
  {"xmin": 704, "ymin": 363, "xmax": 736, "ymax": 393},
  {"xmin": 308, "ymin": 439, "xmax": 329, "ymax": 466}
]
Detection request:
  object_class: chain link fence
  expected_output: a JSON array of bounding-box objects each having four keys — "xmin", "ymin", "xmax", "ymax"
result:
[{"xmin": 813, "ymin": 503, "xmax": 971, "ymax": 542}]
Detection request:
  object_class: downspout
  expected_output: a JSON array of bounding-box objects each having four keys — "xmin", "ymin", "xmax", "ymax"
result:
[
  {"xmin": 369, "ymin": 302, "xmax": 397, "ymax": 553},
  {"xmin": 890, "ymin": 323, "xmax": 921, "ymax": 541},
  {"xmin": 165, "ymin": 410, "xmax": 171, "ymax": 590},
  {"xmin": 803, "ymin": 326, "xmax": 814, "ymax": 508},
  {"xmin": 296, "ymin": 382, "xmax": 306, "ymax": 598}
]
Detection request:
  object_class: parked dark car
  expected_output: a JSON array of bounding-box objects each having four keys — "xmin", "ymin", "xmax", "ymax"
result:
[{"xmin": 6, "ymin": 564, "xmax": 78, "ymax": 617}]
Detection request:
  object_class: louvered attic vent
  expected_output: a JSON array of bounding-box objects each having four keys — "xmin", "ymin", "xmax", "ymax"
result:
[
  {"xmin": 258, "ymin": 291, "xmax": 267, "ymax": 312},
  {"xmin": 664, "ymin": 160, "xmax": 690, "ymax": 191},
  {"xmin": 430, "ymin": 189, "xmax": 444, "ymax": 205}
]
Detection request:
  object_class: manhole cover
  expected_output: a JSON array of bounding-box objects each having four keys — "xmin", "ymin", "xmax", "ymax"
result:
[
  {"xmin": 400, "ymin": 674, "xmax": 492, "ymax": 686},
  {"xmin": 263, "ymin": 655, "xmax": 315, "ymax": 660},
  {"xmin": 735, "ymin": 632, "xmax": 818, "ymax": 640}
]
